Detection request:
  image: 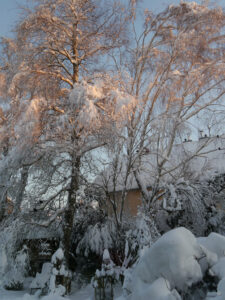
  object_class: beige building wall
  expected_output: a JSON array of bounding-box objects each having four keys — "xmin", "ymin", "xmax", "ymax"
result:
[
  {"xmin": 108, "ymin": 189, "xmax": 142, "ymax": 217},
  {"xmin": 123, "ymin": 189, "xmax": 142, "ymax": 216},
  {"xmin": 107, "ymin": 188, "xmax": 165, "ymax": 217}
]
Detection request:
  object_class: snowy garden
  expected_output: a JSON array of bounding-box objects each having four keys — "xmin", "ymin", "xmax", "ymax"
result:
[
  {"xmin": 3, "ymin": 228, "xmax": 225, "ymax": 299},
  {"xmin": 0, "ymin": 0, "xmax": 225, "ymax": 299}
]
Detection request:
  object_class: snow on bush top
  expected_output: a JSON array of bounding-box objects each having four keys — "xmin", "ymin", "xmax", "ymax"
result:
[
  {"xmin": 133, "ymin": 227, "xmax": 203, "ymax": 291},
  {"xmin": 198, "ymin": 232, "xmax": 225, "ymax": 259},
  {"xmin": 30, "ymin": 262, "xmax": 52, "ymax": 289},
  {"xmin": 103, "ymin": 249, "xmax": 110, "ymax": 261},
  {"xmin": 130, "ymin": 227, "xmax": 221, "ymax": 300},
  {"xmin": 51, "ymin": 248, "xmax": 64, "ymax": 264}
]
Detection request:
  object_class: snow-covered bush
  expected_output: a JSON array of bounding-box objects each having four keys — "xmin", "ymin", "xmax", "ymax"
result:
[
  {"xmin": 128, "ymin": 227, "xmax": 222, "ymax": 300},
  {"xmin": 125, "ymin": 211, "xmax": 160, "ymax": 264},
  {"xmin": 0, "ymin": 220, "xmax": 23, "ymax": 279},
  {"xmin": 30, "ymin": 248, "xmax": 71, "ymax": 297},
  {"xmin": 121, "ymin": 211, "xmax": 160, "ymax": 297},
  {"xmin": 92, "ymin": 249, "xmax": 120, "ymax": 300},
  {"xmin": 0, "ymin": 246, "xmax": 7, "ymax": 286},
  {"xmin": 30, "ymin": 262, "xmax": 52, "ymax": 296},
  {"xmin": 155, "ymin": 177, "xmax": 225, "ymax": 236},
  {"xmin": 76, "ymin": 220, "xmax": 117, "ymax": 257},
  {"xmin": 72, "ymin": 205, "xmax": 117, "ymax": 258},
  {"xmin": 0, "ymin": 217, "xmax": 32, "ymax": 290},
  {"xmin": 117, "ymin": 212, "xmax": 161, "ymax": 298},
  {"xmin": 4, "ymin": 245, "xmax": 30, "ymax": 290},
  {"xmin": 198, "ymin": 233, "xmax": 225, "ymax": 300},
  {"xmin": 49, "ymin": 248, "xmax": 71, "ymax": 295}
]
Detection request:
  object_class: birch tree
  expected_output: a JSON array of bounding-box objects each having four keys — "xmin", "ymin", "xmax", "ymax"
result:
[
  {"xmin": 99, "ymin": 2, "xmax": 225, "ymax": 220},
  {"xmin": 0, "ymin": 0, "xmax": 135, "ymax": 282}
]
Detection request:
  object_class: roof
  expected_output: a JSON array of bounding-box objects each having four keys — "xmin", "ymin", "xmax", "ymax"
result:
[
  {"xmin": 96, "ymin": 136, "xmax": 225, "ymax": 192},
  {"xmin": 22, "ymin": 213, "xmax": 62, "ymax": 240}
]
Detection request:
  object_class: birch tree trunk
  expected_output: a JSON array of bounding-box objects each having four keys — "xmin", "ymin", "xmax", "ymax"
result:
[
  {"xmin": 13, "ymin": 166, "xmax": 29, "ymax": 217},
  {"xmin": 62, "ymin": 153, "xmax": 80, "ymax": 270}
]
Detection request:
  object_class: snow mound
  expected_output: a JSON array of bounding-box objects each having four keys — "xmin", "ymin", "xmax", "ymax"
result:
[
  {"xmin": 198, "ymin": 232, "xmax": 225, "ymax": 258},
  {"xmin": 30, "ymin": 262, "xmax": 52, "ymax": 290},
  {"xmin": 129, "ymin": 227, "xmax": 223, "ymax": 299},
  {"xmin": 129, "ymin": 228, "xmax": 225, "ymax": 300},
  {"xmin": 206, "ymin": 278, "xmax": 225, "ymax": 300},
  {"xmin": 131, "ymin": 277, "xmax": 181, "ymax": 300},
  {"xmin": 210, "ymin": 257, "xmax": 225, "ymax": 280},
  {"xmin": 132, "ymin": 228, "xmax": 203, "ymax": 292}
]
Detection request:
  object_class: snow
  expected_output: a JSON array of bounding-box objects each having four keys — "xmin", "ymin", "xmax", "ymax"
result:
[
  {"xmin": 198, "ymin": 232, "xmax": 225, "ymax": 259},
  {"xmin": 131, "ymin": 277, "xmax": 181, "ymax": 300},
  {"xmin": 132, "ymin": 228, "xmax": 203, "ymax": 290},
  {"xmin": 0, "ymin": 247, "xmax": 7, "ymax": 281},
  {"xmin": 127, "ymin": 228, "xmax": 225, "ymax": 300},
  {"xmin": 0, "ymin": 290, "xmax": 28, "ymax": 300},
  {"xmin": 76, "ymin": 221, "xmax": 116, "ymax": 256},
  {"xmin": 129, "ymin": 227, "xmax": 221, "ymax": 299},
  {"xmin": 201, "ymin": 233, "xmax": 225, "ymax": 299},
  {"xmin": 30, "ymin": 263, "xmax": 52, "ymax": 290},
  {"xmin": 0, "ymin": 284, "xmax": 96, "ymax": 300},
  {"xmin": 169, "ymin": 1, "xmax": 209, "ymax": 15},
  {"xmin": 210, "ymin": 258, "xmax": 225, "ymax": 280},
  {"xmin": 103, "ymin": 249, "xmax": 110, "ymax": 261},
  {"xmin": 52, "ymin": 248, "xmax": 64, "ymax": 264},
  {"xmin": 171, "ymin": 70, "xmax": 182, "ymax": 76},
  {"xmin": 0, "ymin": 287, "xmax": 90, "ymax": 300},
  {"xmin": 3, "ymin": 228, "xmax": 225, "ymax": 300},
  {"xmin": 0, "ymin": 290, "xmax": 67, "ymax": 300},
  {"xmin": 206, "ymin": 279, "xmax": 225, "ymax": 300}
]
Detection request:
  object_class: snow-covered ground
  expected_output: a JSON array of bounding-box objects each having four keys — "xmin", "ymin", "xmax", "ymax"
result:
[
  {"xmin": 0, "ymin": 284, "xmax": 124, "ymax": 300},
  {"xmin": 1, "ymin": 285, "xmax": 93, "ymax": 300}
]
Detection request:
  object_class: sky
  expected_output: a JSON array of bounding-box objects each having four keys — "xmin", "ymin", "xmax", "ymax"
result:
[
  {"xmin": 0, "ymin": 0, "xmax": 224, "ymax": 38},
  {"xmin": 0, "ymin": 0, "xmax": 28, "ymax": 37}
]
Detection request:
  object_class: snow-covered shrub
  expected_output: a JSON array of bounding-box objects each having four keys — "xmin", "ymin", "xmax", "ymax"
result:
[
  {"xmin": 208, "ymin": 210, "xmax": 225, "ymax": 236},
  {"xmin": 121, "ymin": 212, "xmax": 160, "ymax": 298},
  {"xmin": 92, "ymin": 249, "xmax": 120, "ymax": 300},
  {"xmin": 30, "ymin": 248, "xmax": 71, "ymax": 296},
  {"xmin": 0, "ymin": 246, "xmax": 7, "ymax": 286},
  {"xmin": 162, "ymin": 181, "xmax": 209, "ymax": 236},
  {"xmin": 49, "ymin": 248, "xmax": 71, "ymax": 295},
  {"xmin": 76, "ymin": 221, "xmax": 117, "ymax": 257},
  {"xmin": 197, "ymin": 233, "xmax": 225, "ymax": 300},
  {"xmin": 0, "ymin": 219, "xmax": 25, "ymax": 284},
  {"xmin": 72, "ymin": 205, "xmax": 117, "ymax": 258},
  {"xmin": 4, "ymin": 245, "xmax": 30, "ymax": 290},
  {"xmin": 198, "ymin": 232, "xmax": 225, "ymax": 259},
  {"xmin": 71, "ymin": 206, "xmax": 126, "ymax": 288},
  {"xmin": 156, "ymin": 178, "xmax": 225, "ymax": 236},
  {"xmin": 30, "ymin": 262, "xmax": 52, "ymax": 295},
  {"xmin": 129, "ymin": 227, "xmax": 218, "ymax": 300},
  {"xmin": 125, "ymin": 211, "xmax": 160, "ymax": 263}
]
